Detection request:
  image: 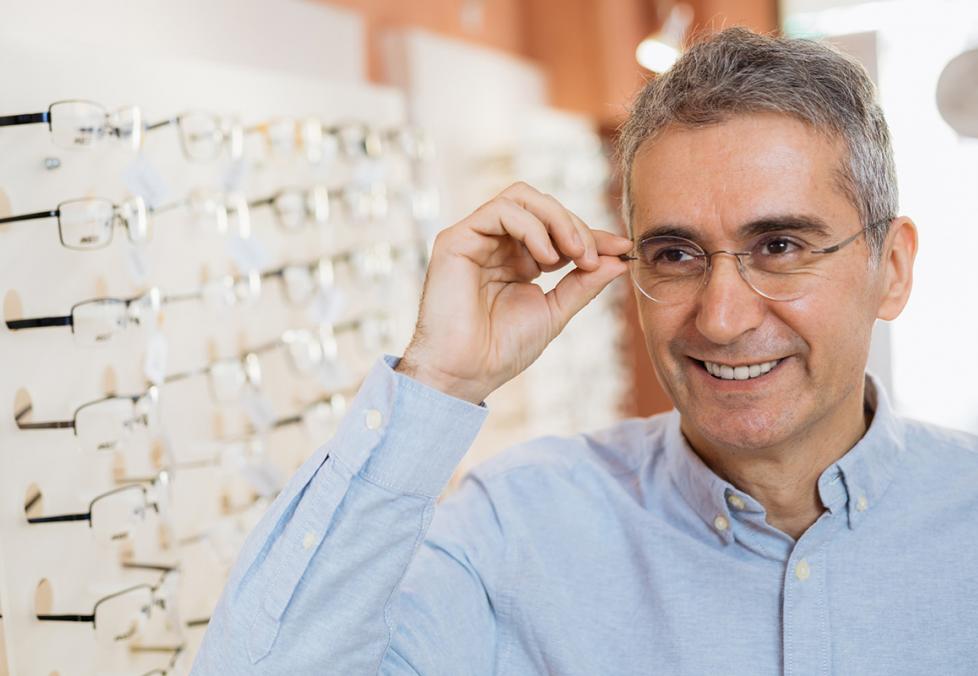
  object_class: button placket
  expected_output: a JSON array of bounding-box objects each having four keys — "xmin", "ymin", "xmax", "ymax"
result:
[{"xmin": 783, "ymin": 548, "xmax": 830, "ymax": 675}]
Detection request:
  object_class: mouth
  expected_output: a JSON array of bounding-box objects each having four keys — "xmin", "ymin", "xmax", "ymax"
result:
[{"xmin": 691, "ymin": 356, "xmax": 786, "ymax": 382}]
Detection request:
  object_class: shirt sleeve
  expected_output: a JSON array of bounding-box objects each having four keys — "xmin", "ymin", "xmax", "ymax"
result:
[{"xmin": 190, "ymin": 354, "xmax": 494, "ymax": 675}]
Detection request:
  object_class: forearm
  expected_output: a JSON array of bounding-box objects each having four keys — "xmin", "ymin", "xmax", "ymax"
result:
[{"xmin": 191, "ymin": 355, "xmax": 489, "ymax": 674}]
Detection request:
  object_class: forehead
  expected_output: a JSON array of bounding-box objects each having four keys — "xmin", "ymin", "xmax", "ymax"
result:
[{"xmin": 628, "ymin": 113, "xmax": 858, "ymax": 240}]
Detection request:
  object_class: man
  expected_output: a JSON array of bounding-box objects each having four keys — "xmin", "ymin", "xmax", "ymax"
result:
[{"xmin": 192, "ymin": 28, "xmax": 978, "ymax": 675}]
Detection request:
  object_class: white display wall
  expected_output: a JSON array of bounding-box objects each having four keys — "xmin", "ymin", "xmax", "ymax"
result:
[{"xmin": 0, "ymin": 35, "xmax": 429, "ymax": 676}]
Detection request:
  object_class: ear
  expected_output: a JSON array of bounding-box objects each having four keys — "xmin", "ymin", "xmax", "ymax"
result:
[{"xmin": 876, "ymin": 217, "xmax": 918, "ymax": 321}]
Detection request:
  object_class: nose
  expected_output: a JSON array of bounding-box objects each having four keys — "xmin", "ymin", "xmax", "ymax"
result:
[{"xmin": 694, "ymin": 253, "xmax": 767, "ymax": 345}]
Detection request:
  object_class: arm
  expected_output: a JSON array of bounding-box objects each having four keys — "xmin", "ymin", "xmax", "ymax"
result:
[{"xmin": 190, "ymin": 354, "xmax": 492, "ymax": 674}]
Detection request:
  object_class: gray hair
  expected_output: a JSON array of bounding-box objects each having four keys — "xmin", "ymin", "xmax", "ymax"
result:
[{"xmin": 617, "ymin": 27, "xmax": 897, "ymax": 259}]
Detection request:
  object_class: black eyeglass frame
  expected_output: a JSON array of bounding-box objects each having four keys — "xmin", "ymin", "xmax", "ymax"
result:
[
  {"xmin": 0, "ymin": 196, "xmax": 149, "ymax": 250},
  {"xmin": 4, "ymin": 287, "xmax": 161, "ymax": 335},
  {"xmin": 14, "ymin": 386, "xmax": 160, "ymax": 437}
]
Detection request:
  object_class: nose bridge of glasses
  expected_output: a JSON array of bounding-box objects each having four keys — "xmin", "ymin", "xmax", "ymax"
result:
[{"xmin": 700, "ymin": 248, "xmax": 759, "ymax": 296}]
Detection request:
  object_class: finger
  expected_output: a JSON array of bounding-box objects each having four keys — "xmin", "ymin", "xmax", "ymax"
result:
[
  {"xmin": 497, "ymin": 182, "xmax": 588, "ymax": 265},
  {"xmin": 564, "ymin": 209, "xmax": 599, "ymax": 269},
  {"xmin": 466, "ymin": 197, "xmax": 560, "ymax": 266},
  {"xmin": 536, "ymin": 229, "xmax": 632, "ymax": 273},
  {"xmin": 591, "ymin": 229, "xmax": 634, "ymax": 255},
  {"xmin": 544, "ymin": 254, "xmax": 629, "ymax": 335}
]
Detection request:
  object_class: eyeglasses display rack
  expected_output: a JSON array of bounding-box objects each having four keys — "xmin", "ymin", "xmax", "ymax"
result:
[{"xmin": 0, "ymin": 43, "xmax": 430, "ymax": 676}]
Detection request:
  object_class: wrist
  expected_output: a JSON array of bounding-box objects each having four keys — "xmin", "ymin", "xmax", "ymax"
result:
[{"xmin": 394, "ymin": 356, "xmax": 489, "ymax": 405}]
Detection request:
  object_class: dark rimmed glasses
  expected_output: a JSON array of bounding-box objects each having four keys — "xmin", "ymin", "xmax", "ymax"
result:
[
  {"xmin": 5, "ymin": 287, "xmax": 161, "ymax": 345},
  {"xmin": 26, "ymin": 481, "xmax": 163, "ymax": 544},
  {"xmin": 0, "ymin": 196, "xmax": 148, "ymax": 250},
  {"xmin": 36, "ymin": 569, "xmax": 178, "ymax": 645},
  {"xmin": 619, "ymin": 219, "xmax": 891, "ymax": 304},
  {"xmin": 0, "ymin": 99, "xmax": 142, "ymax": 150},
  {"xmin": 15, "ymin": 386, "xmax": 160, "ymax": 452}
]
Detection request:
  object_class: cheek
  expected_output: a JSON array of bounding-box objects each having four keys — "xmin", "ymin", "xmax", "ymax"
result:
[
  {"xmin": 639, "ymin": 305, "xmax": 689, "ymax": 367},
  {"xmin": 774, "ymin": 283, "xmax": 875, "ymax": 369}
]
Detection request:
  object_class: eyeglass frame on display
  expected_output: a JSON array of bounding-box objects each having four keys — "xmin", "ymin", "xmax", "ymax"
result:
[
  {"xmin": 4, "ymin": 287, "xmax": 162, "ymax": 345},
  {"xmin": 14, "ymin": 385, "xmax": 160, "ymax": 452},
  {"xmin": 35, "ymin": 568, "xmax": 179, "ymax": 641},
  {"xmin": 25, "ymin": 482, "xmax": 161, "ymax": 543},
  {"xmin": 0, "ymin": 99, "xmax": 142, "ymax": 150},
  {"xmin": 144, "ymin": 110, "xmax": 243, "ymax": 163},
  {"xmin": 0, "ymin": 196, "xmax": 149, "ymax": 250}
]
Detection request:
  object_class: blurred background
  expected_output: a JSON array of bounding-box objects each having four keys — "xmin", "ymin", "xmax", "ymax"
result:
[{"xmin": 1, "ymin": 1, "xmax": 976, "ymax": 674}]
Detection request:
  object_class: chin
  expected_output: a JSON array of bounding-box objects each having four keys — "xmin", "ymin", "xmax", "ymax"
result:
[{"xmin": 682, "ymin": 406, "xmax": 796, "ymax": 452}]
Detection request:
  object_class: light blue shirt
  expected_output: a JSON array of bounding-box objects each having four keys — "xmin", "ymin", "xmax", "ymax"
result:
[{"xmin": 192, "ymin": 354, "xmax": 978, "ymax": 675}]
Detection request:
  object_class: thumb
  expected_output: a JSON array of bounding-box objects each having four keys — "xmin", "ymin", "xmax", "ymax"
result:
[{"xmin": 544, "ymin": 255, "xmax": 628, "ymax": 335}]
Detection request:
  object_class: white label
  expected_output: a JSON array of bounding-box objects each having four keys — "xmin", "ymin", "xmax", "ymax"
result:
[
  {"xmin": 124, "ymin": 241, "xmax": 151, "ymax": 284},
  {"xmin": 122, "ymin": 154, "xmax": 171, "ymax": 209},
  {"xmin": 307, "ymin": 286, "xmax": 348, "ymax": 325},
  {"xmin": 241, "ymin": 389, "xmax": 276, "ymax": 431},
  {"xmin": 143, "ymin": 332, "xmax": 169, "ymax": 386},
  {"xmin": 226, "ymin": 234, "xmax": 271, "ymax": 272}
]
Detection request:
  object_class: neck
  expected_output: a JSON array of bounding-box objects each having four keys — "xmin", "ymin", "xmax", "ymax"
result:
[{"xmin": 683, "ymin": 384, "xmax": 871, "ymax": 541}]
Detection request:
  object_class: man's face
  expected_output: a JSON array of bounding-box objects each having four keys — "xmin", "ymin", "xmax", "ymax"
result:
[{"xmin": 629, "ymin": 112, "xmax": 887, "ymax": 453}]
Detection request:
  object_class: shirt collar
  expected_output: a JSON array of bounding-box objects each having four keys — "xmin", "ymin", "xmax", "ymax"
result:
[{"xmin": 663, "ymin": 372, "xmax": 907, "ymax": 544}]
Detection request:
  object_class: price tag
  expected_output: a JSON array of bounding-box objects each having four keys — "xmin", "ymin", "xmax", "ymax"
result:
[
  {"xmin": 122, "ymin": 154, "xmax": 171, "ymax": 209},
  {"xmin": 241, "ymin": 389, "xmax": 276, "ymax": 431},
  {"xmin": 124, "ymin": 241, "xmax": 152, "ymax": 284},
  {"xmin": 226, "ymin": 234, "xmax": 272, "ymax": 272},
  {"xmin": 143, "ymin": 332, "xmax": 169, "ymax": 386},
  {"xmin": 307, "ymin": 286, "xmax": 348, "ymax": 325}
]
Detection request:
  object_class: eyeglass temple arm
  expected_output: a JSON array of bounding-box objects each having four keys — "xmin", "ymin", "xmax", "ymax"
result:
[
  {"xmin": 13, "ymin": 403, "xmax": 74, "ymax": 430},
  {"xmin": 36, "ymin": 613, "xmax": 95, "ymax": 623},
  {"xmin": 810, "ymin": 228, "xmax": 864, "ymax": 255},
  {"xmin": 0, "ymin": 209, "xmax": 58, "ymax": 226},
  {"xmin": 6, "ymin": 314, "xmax": 72, "ymax": 330},
  {"xmin": 144, "ymin": 118, "xmax": 176, "ymax": 132},
  {"xmin": 123, "ymin": 562, "xmax": 178, "ymax": 573},
  {"xmin": 27, "ymin": 511, "xmax": 91, "ymax": 524},
  {"xmin": 0, "ymin": 112, "xmax": 48, "ymax": 127},
  {"xmin": 163, "ymin": 363, "xmax": 209, "ymax": 384},
  {"xmin": 272, "ymin": 413, "xmax": 302, "ymax": 429},
  {"xmin": 160, "ymin": 290, "xmax": 201, "ymax": 304}
]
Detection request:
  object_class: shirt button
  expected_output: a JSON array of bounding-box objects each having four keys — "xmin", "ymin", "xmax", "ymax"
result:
[
  {"xmin": 713, "ymin": 515, "xmax": 729, "ymax": 532},
  {"xmin": 302, "ymin": 531, "xmax": 316, "ymax": 550},
  {"xmin": 795, "ymin": 558, "xmax": 811, "ymax": 581},
  {"xmin": 727, "ymin": 494, "xmax": 746, "ymax": 510},
  {"xmin": 856, "ymin": 495, "xmax": 868, "ymax": 512},
  {"xmin": 365, "ymin": 408, "xmax": 383, "ymax": 430}
]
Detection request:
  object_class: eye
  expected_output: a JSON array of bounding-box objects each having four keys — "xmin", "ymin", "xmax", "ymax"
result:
[
  {"xmin": 657, "ymin": 247, "xmax": 696, "ymax": 263},
  {"xmin": 755, "ymin": 236, "xmax": 802, "ymax": 256}
]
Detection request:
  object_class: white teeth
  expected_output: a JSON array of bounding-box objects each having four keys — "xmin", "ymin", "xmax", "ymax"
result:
[{"xmin": 703, "ymin": 359, "xmax": 781, "ymax": 381}]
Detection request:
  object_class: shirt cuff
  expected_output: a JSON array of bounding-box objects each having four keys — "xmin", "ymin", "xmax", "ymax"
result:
[{"xmin": 330, "ymin": 354, "xmax": 489, "ymax": 498}]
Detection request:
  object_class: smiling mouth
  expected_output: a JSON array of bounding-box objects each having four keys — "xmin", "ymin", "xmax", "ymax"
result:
[{"xmin": 696, "ymin": 358, "xmax": 784, "ymax": 381}]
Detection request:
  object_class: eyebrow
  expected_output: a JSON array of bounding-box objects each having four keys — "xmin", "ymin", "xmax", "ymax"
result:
[{"xmin": 636, "ymin": 214, "xmax": 834, "ymax": 244}]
